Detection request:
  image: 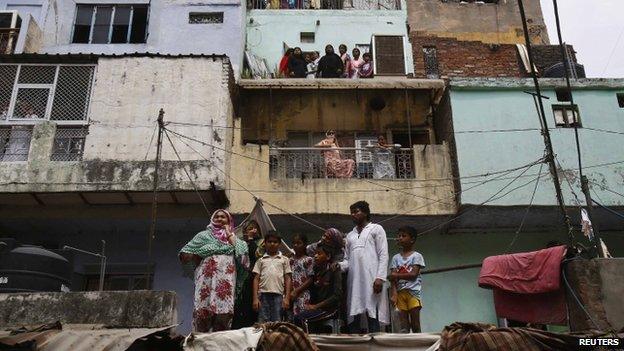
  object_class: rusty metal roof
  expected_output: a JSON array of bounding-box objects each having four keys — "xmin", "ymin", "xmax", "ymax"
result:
[
  {"xmin": 0, "ymin": 323, "xmax": 177, "ymax": 351},
  {"xmin": 238, "ymin": 78, "xmax": 446, "ymax": 90}
]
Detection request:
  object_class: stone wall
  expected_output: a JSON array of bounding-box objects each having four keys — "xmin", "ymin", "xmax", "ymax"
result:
[{"xmin": 0, "ymin": 291, "xmax": 177, "ymax": 328}]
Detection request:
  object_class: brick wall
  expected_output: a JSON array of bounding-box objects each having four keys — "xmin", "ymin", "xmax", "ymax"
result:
[{"xmin": 411, "ymin": 35, "xmax": 525, "ymax": 78}]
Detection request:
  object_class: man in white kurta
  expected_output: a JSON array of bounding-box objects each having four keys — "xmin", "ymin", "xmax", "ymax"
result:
[{"xmin": 340, "ymin": 201, "xmax": 390, "ymax": 332}]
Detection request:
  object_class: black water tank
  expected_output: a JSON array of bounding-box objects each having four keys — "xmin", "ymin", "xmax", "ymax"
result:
[{"xmin": 0, "ymin": 241, "xmax": 71, "ymax": 293}]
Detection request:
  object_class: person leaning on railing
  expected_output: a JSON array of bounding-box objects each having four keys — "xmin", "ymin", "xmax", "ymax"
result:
[{"xmin": 314, "ymin": 130, "xmax": 356, "ymax": 178}]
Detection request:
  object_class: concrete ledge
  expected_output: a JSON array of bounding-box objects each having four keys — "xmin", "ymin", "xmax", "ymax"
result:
[{"xmin": 0, "ymin": 291, "xmax": 177, "ymax": 328}]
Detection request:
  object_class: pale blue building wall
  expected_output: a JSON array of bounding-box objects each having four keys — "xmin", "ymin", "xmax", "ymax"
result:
[
  {"xmin": 246, "ymin": 8, "xmax": 414, "ymax": 74},
  {"xmin": 0, "ymin": 0, "xmax": 247, "ymax": 72},
  {"xmin": 449, "ymin": 78, "xmax": 624, "ymax": 207}
]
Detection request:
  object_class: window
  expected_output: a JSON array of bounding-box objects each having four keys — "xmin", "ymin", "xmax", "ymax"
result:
[
  {"xmin": 51, "ymin": 127, "xmax": 88, "ymax": 161},
  {"xmin": 555, "ymin": 88, "xmax": 571, "ymax": 102},
  {"xmin": 422, "ymin": 46, "xmax": 440, "ymax": 79},
  {"xmin": 300, "ymin": 32, "xmax": 315, "ymax": 43},
  {"xmin": 553, "ymin": 104, "xmax": 581, "ymax": 127},
  {"xmin": 72, "ymin": 4, "xmax": 149, "ymax": 44},
  {"xmin": 0, "ymin": 126, "xmax": 32, "ymax": 162},
  {"xmin": 617, "ymin": 93, "xmax": 624, "ymax": 108},
  {"xmin": 0, "ymin": 64, "xmax": 95, "ymax": 123},
  {"xmin": 373, "ymin": 35, "xmax": 406, "ymax": 76},
  {"xmin": 189, "ymin": 12, "xmax": 223, "ymax": 24}
]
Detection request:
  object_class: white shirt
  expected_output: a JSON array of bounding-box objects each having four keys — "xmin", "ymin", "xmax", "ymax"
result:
[{"xmin": 340, "ymin": 222, "xmax": 390, "ymax": 324}]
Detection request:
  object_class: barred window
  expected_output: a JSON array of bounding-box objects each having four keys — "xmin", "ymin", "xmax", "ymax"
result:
[
  {"xmin": 0, "ymin": 126, "xmax": 32, "ymax": 162},
  {"xmin": 51, "ymin": 127, "xmax": 88, "ymax": 161},
  {"xmin": 72, "ymin": 4, "xmax": 149, "ymax": 44},
  {"xmin": 0, "ymin": 64, "xmax": 95, "ymax": 123}
]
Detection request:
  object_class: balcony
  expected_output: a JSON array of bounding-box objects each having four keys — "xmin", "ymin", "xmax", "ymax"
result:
[
  {"xmin": 0, "ymin": 29, "xmax": 18, "ymax": 54},
  {"xmin": 248, "ymin": 0, "xmax": 401, "ymax": 10},
  {"xmin": 270, "ymin": 147, "xmax": 414, "ymax": 179}
]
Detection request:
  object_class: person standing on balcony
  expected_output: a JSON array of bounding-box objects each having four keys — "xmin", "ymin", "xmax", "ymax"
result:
[
  {"xmin": 358, "ymin": 52, "xmax": 374, "ymax": 78},
  {"xmin": 179, "ymin": 209, "xmax": 249, "ymax": 332},
  {"xmin": 317, "ymin": 45, "xmax": 343, "ymax": 78},
  {"xmin": 288, "ymin": 47, "xmax": 308, "ymax": 78},
  {"xmin": 372, "ymin": 134, "xmax": 396, "ymax": 179},
  {"xmin": 279, "ymin": 48, "xmax": 294, "ymax": 78},
  {"xmin": 338, "ymin": 44, "xmax": 352, "ymax": 78},
  {"xmin": 350, "ymin": 48, "xmax": 364, "ymax": 78},
  {"xmin": 306, "ymin": 51, "xmax": 320, "ymax": 79},
  {"xmin": 315, "ymin": 130, "xmax": 355, "ymax": 178},
  {"xmin": 339, "ymin": 201, "xmax": 390, "ymax": 333}
]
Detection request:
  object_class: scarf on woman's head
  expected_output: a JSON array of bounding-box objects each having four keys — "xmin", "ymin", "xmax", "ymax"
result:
[
  {"xmin": 180, "ymin": 209, "xmax": 249, "ymax": 297},
  {"xmin": 209, "ymin": 209, "xmax": 234, "ymax": 244}
]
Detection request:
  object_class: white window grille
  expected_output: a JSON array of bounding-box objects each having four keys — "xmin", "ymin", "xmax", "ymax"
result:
[
  {"xmin": 0, "ymin": 64, "xmax": 95, "ymax": 124},
  {"xmin": 0, "ymin": 126, "xmax": 32, "ymax": 162},
  {"xmin": 552, "ymin": 104, "xmax": 581, "ymax": 128},
  {"xmin": 51, "ymin": 127, "xmax": 88, "ymax": 161},
  {"xmin": 72, "ymin": 4, "xmax": 149, "ymax": 44}
]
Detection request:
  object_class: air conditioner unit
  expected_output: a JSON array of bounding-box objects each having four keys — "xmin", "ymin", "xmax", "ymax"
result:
[
  {"xmin": 0, "ymin": 11, "xmax": 22, "ymax": 54},
  {"xmin": 0, "ymin": 11, "xmax": 22, "ymax": 29},
  {"xmin": 371, "ymin": 35, "xmax": 407, "ymax": 76}
]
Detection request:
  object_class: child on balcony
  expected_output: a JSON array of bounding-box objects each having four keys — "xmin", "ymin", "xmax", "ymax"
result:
[
  {"xmin": 358, "ymin": 52, "xmax": 374, "ymax": 78},
  {"xmin": 389, "ymin": 226, "xmax": 425, "ymax": 333}
]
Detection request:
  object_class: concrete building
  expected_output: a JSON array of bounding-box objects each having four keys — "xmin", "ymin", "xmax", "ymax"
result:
[
  {"xmin": 410, "ymin": 78, "xmax": 624, "ymax": 331},
  {"xmin": 0, "ymin": 53, "xmax": 236, "ymax": 332},
  {"xmin": 407, "ymin": 0, "xmax": 549, "ymax": 45},
  {"xmin": 244, "ymin": 0, "xmax": 414, "ymax": 76},
  {"xmin": 0, "ymin": 0, "xmax": 246, "ymax": 71}
]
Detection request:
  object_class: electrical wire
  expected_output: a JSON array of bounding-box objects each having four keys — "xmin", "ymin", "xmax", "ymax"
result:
[
  {"xmin": 167, "ymin": 130, "xmax": 327, "ymax": 232},
  {"xmin": 505, "ymin": 160, "xmax": 545, "ymax": 253},
  {"xmin": 162, "ymin": 129, "xmax": 212, "ymax": 216},
  {"xmin": 415, "ymin": 166, "xmax": 547, "ymax": 238},
  {"xmin": 591, "ymin": 198, "xmax": 624, "ymax": 221}
]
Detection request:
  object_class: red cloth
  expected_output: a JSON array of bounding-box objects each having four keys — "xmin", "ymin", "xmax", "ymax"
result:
[
  {"xmin": 279, "ymin": 55, "xmax": 290, "ymax": 76},
  {"xmin": 478, "ymin": 245, "xmax": 567, "ymax": 325}
]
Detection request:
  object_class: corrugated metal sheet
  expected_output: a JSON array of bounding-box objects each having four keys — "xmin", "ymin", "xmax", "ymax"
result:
[{"xmin": 0, "ymin": 324, "xmax": 175, "ymax": 351}]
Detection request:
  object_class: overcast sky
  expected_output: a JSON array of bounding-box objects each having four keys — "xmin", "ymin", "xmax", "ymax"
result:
[{"xmin": 540, "ymin": 0, "xmax": 624, "ymax": 78}]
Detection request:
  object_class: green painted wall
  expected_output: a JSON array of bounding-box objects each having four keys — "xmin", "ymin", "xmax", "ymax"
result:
[
  {"xmin": 449, "ymin": 82, "xmax": 624, "ymax": 208},
  {"xmin": 246, "ymin": 9, "xmax": 413, "ymax": 74}
]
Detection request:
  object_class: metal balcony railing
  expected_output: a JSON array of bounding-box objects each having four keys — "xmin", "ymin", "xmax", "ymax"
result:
[
  {"xmin": 269, "ymin": 147, "xmax": 414, "ymax": 179},
  {"xmin": 249, "ymin": 0, "xmax": 400, "ymax": 10},
  {"xmin": 0, "ymin": 29, "xmax": 19, "ymax": 54}
]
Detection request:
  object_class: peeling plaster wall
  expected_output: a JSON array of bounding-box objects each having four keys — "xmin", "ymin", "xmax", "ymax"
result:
[
  {"xmin": 0, "ymin": 0, "xmax": 246, "ymax": 72},
  {"xmin": 246, "ymin": 9, "xmax": 414, "ymax": 74},
  {"xmin": 449, "ymin": 78, "xmax": 624, "ymax": 207},
  {"xmin": 407, "ymin": 0, "xmax": 549, "ymax": 45},
  {"xmin": 0, "ymin": 56, "xmax": 233, "ymax": 193}
]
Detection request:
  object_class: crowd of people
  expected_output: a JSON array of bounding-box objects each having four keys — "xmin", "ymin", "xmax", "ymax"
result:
[
  {"xmin": 179, "ymin": 200, "xmax": 426, "ymax": 334},
  {"xmin": 278, "ymin": 44, "xmax": 374, "ymax": 79}
]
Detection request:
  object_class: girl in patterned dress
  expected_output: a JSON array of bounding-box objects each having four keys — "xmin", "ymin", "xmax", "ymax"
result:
[{"xmin": 289, "ymin": 233, "xmax": 314, "ymax": 320}]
